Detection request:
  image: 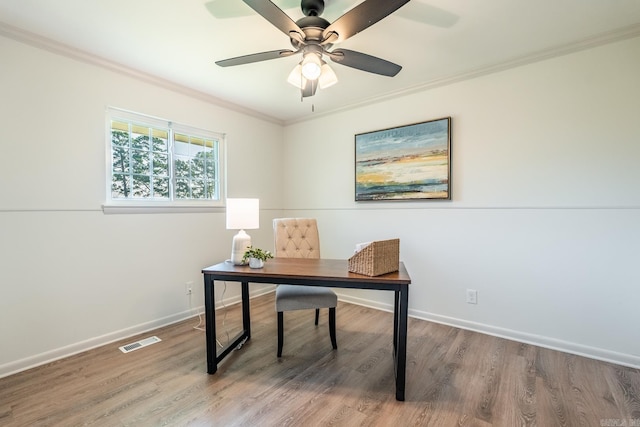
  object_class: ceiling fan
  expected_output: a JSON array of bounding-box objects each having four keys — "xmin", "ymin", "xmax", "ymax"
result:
[
  {"xmin": 205, "ymin": 0, "xmax": 457, "ymax": 28},
  {"xmin": 215, "ymin": 0, "xmax": 411, "ymax": 98}
]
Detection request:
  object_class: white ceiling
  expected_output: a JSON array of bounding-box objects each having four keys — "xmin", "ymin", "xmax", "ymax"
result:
[{"xmin": 2, "ymin": 0, "xmax": 640, "ymax": 124}]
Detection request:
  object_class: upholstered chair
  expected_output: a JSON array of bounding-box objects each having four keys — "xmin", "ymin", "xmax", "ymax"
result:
[{"xmin": 273, "ymin": 218, "xmax": 337, "ymax": 357}]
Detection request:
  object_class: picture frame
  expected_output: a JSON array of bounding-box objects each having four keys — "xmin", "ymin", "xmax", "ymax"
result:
[{"xmin": 355, "ymin": 117, "xmax": 451, "ymax": 201}]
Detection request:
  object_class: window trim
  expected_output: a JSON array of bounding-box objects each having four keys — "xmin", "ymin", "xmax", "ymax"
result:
[
  {"xmin": 103, "ymin": 107, "xmax": 226, "ymax": 214},
  {"xmin": 102, "ymin": 200, "xmax": 226, "ymax": 215}
]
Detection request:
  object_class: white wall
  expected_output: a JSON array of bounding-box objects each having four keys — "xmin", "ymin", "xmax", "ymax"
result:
[
  {"xmin": 282, "ymin": 36, "xmax": 640, "ymax": 367},
  {"xmin": 1, "ymin": 31, "xmax": 638, "ymax": 378},
  {"xmin": 0, "ymin": 35, "xmax": 283, "ymax": 376}
]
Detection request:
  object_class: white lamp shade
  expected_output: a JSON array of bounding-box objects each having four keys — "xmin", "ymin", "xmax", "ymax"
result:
[
  {"xmin": 226, "ymin": 198, "xmax": 259, "ymax": 230},
  {"xmin": 319, "ymin": 63, "xmax": 338, "ymax": 89},
  {"xmin": 287, "ymin": 64, "xmax": 306, "ymax": 89}
]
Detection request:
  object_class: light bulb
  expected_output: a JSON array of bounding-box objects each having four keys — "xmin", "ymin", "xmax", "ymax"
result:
[{"xmin": 301, "ymin": 53, "xmax": 322, "ymax": 80}]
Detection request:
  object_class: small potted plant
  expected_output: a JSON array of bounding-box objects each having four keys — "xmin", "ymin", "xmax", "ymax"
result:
[{"xmin": 242, "ymin": 246, "xmax": 274, "ymax": 268}]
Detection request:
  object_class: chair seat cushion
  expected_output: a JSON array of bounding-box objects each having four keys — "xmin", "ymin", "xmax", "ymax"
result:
[{"xmin": 275, "ymin": 285, "xmax": 337, "ymax": 312}]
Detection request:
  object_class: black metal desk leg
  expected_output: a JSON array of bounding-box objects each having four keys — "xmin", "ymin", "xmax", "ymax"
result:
[
  {"xmin": 204, "ymin": 275, "xmax": 217, "ymax": 374},
  {"xmin": 396, "ymin": 284, "xmax": 409, "ymax": 401},
  {"xmin": 393, "ymin": 289, "xmax": 400, "ymax": 354},
  {"xmin": 242, "ymin": 281, "xmax": 251, "ymax": 339}
]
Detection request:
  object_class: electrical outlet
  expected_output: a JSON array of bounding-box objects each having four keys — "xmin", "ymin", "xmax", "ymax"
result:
[
  {"xmin": 466, "ymin": 289, "xmax": 478, "ymax": 304},
  {"xmin": 185, "ymin": 281, "xmax": 193, "ymax": 295}
]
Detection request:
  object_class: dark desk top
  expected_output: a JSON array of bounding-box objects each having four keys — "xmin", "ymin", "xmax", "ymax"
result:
[{"xmin": 202, "ymin": 258, "xmax": 411, "ymax": 289}]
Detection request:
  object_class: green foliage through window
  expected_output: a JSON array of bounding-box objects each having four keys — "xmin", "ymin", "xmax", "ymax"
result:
[{"xmin": 108, "ymin": 112, "xmax": 222, "ymax": 202}]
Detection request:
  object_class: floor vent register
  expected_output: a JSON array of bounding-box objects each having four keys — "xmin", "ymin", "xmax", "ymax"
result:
[{"xmin": 119, "ymin": 336, "xmax": 162, "ymax": 353}]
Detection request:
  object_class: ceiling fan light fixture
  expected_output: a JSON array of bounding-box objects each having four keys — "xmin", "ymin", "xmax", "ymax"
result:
[
  {"xmin": 288, "ymin": 60, "xmax": 338, "ymax": 92},
  {"xmin": 287, "ymin": 64, "xmax": 306, "ymax": 89},
  {"xmin": 300, "ymin": 52, "xmax": 322, "ymax": 80},
  {"xmin": 319, "ymin": 62, "xmax": 338, "ymax": 89}
]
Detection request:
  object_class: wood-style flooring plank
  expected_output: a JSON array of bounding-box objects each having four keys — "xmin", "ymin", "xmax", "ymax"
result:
[{"xmin": 1, "ymin": 292, "xmax": 639, "ymax": 426}]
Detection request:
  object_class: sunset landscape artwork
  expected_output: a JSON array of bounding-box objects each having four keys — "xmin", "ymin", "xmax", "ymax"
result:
[{"xmin": 355, "ymin": 117, "xmax": 451, "ymax": 201}]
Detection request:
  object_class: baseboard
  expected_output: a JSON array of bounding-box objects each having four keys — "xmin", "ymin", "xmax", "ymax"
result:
[
  {"xmin": 0, "ymin": 286, "xmax": 276, "ymax": 379},
  {"xmin": 4, "ymin": 286, "xmax": 636, "ymax": 379},
  {"xmin": 336, "ymin": 292, "xmax": 395, "ymax": 313},
  {"xmin": 335, "ymin": 292, "xmax": 640, "ymax": 369},
  {"xmin": 0, "ymin": 308, "xmax": 202, "ymax": 379},
  {"xmin": 217, "ymin": 285, "xmax": 275, "ymax": 307}
]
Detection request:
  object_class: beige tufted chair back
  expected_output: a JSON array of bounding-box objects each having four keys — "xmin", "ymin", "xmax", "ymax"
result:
[{"xmin": 273, "ymin": 218, "xmax": 321, "ymax": 259}]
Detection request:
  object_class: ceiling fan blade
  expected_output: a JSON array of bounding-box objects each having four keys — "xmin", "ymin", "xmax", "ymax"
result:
[
  {"xmin": 301, "ymin": 79, "xmax": 318, "ymax": 97},
  {"xmin": 216, "ymin": 49, "xmax": 297, "ymax": 67},
  {"xmin": 322, "ymin": 0, "xmax": 410, "ymax": 44},
  {"xmin": 243, "ymin": 0, "xmax": 304, "ymax": 39},
  {"xmin": 329, "ymin": 48, "xmax": 401, "ymax": 77}
]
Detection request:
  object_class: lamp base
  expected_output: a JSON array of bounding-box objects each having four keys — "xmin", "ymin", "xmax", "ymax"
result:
[{"xmin": 231, "ymin": 229, "xmax": 252, "ymax": 265}]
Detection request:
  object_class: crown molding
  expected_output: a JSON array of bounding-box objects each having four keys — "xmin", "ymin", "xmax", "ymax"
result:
[
  {"xmin": 3, "ymin": 20, "xmax": 639, "ymax": 128},
  {"xmin": 0, "ymin": 21, "xmax": 284, "ymax": 126},
  {"xmin": 284, "ymin": 23, "xmax": 640, "ymax": 126}
]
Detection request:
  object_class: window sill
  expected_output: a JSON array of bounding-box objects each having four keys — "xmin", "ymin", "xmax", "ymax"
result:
[{"xmin": 102, "ymin": 201, "xmax": 224, "ymax": 214}]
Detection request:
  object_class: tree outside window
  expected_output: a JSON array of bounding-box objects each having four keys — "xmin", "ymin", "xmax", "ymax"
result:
[{"xmin": 108, "ymin": 113, "xmax": 221, "ymax": 202}]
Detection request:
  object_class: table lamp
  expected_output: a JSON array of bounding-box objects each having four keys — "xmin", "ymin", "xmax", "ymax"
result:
[{"xmin": 226, "ymin": 198, "xmax": 259, "ymax": 265}]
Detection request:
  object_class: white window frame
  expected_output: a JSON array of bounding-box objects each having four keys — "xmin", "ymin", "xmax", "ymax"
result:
[{"xmin": 103, "ymin": 107, "xmax": 226, "ymax": 214}]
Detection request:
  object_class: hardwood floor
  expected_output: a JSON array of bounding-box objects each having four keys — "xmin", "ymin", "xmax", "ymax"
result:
[{"xmin": 1, "ymin": 292, "xmax": 638, "ymax": 426}]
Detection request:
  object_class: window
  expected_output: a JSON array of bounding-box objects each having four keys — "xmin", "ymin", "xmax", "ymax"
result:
[{"xmin": 105, "ymin": 108, "xmax": 225, "ymax": 211}]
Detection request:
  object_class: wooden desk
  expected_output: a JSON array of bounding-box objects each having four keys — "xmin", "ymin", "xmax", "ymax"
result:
[{"xmin": 202, "ymin": 258, "xmax": 411, "ymax": 401}]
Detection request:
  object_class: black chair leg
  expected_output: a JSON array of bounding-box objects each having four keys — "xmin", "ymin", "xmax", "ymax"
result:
[
  {"xmin": 277, "ymin": 311, "xmax": 284, "ymax": 357},
  {"xmin": 329, "ymin": 307, "xmax": 337, "ymax": 350},
  {"xmin": 314, "ymin": 308, "xmax": 320, "ymax": 325}
]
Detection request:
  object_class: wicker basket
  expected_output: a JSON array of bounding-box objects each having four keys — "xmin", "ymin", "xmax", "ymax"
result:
[{"xmin": 348, "ymin": 238, "xmax": 400, "ymax": 276}]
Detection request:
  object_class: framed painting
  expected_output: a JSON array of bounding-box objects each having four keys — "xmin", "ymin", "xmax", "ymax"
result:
[{"xmin": 355, "ymin": 117, "xmax": 451, "ymax": 201}]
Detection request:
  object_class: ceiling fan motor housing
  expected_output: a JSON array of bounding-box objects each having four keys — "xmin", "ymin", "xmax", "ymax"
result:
[
  {"xmin": 301, "ymin": 0, "xmax": 325, "ymax": 17},
  {"xmin": 291, "ymin": 15, "xmax": 331, "ymax": 49}
]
